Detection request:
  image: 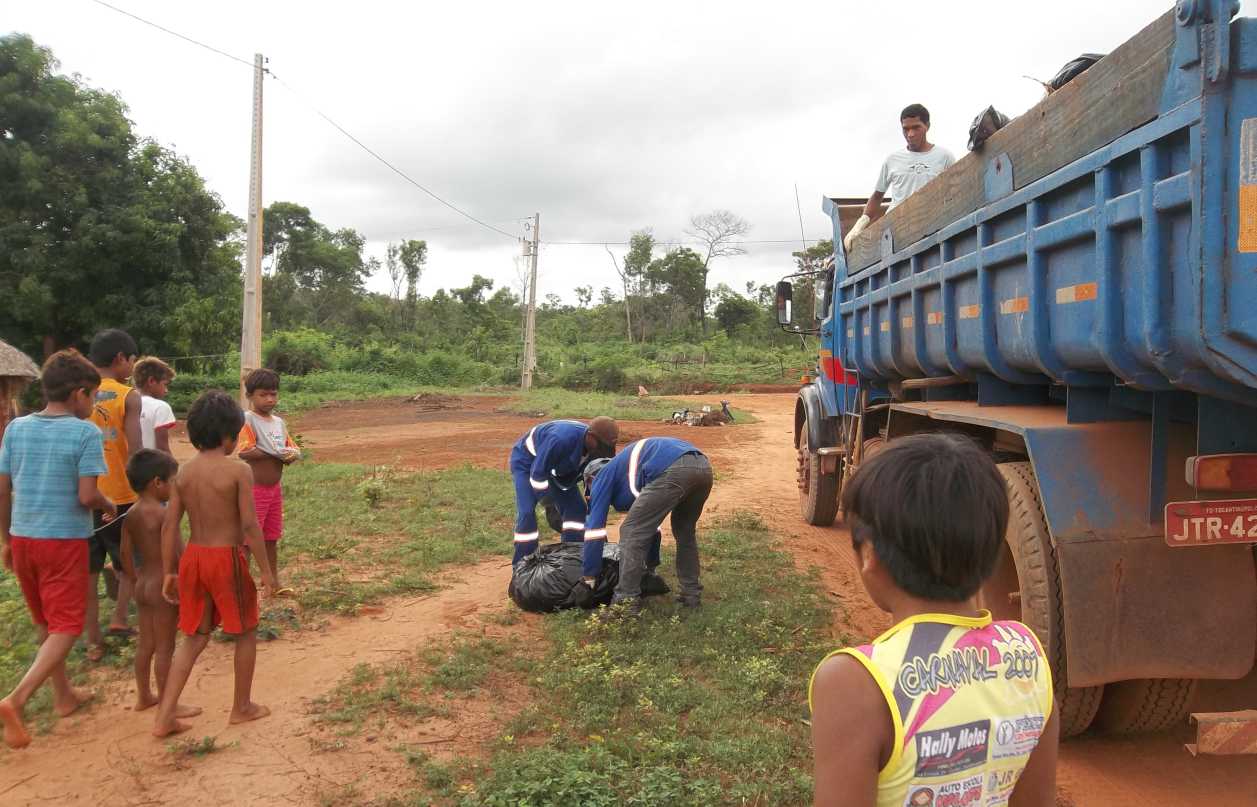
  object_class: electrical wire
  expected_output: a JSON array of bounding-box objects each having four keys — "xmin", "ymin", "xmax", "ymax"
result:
[
  {"xmin": 88, "ymin": 0, "xmax": 259, "ymax": 71},
  {"xmin": 270, "ymin": 74, "xmax": 520, "ymax": 241},
  {"xmin": 87, "ymin": 0, "xmax": 521, "ymax": 242}
]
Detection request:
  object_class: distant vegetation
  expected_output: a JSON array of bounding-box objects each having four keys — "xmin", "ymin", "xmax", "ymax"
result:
[{"xmin": 0, "ymin": 34, "xmax": 817, "ymax": 401}]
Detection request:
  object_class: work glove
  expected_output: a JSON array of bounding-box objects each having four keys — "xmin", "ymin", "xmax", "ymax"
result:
[
  {"xmin": 569, "ymin": 578, "xmax": 595, "ymax": 609},
  {"xmin": 843, "ymin": 214, "xmax": 871, "ymax": 252}
]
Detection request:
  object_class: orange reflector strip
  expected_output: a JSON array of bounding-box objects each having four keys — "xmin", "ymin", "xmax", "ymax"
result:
[
  {"xmin": 958, "ymin": 304, "xmax": 980, "ymax": 320},
  {"xmin": 1000, "ymin": 296, "xmax": 1029, "ymax": 314},
  {"xmin": 927, "ymin": 312, "xmax": 944, "ymax": 325},
  {"xmin": 902, "ymin": 316, "xmax": 914, "ymax": 329},
  {"xmin": 1055, "ymin": 282, "xmax": 1098, "ymax": 304}
]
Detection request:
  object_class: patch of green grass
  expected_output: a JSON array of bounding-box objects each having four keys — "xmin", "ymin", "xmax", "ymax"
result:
[
  {"xmin": 403, "ymin": 512, "xmax": 834, "ymax": 806},
  {"xmin": 309, "ymin": 635, "xmax": 526, "ymax": 735},
  {"xmin": 281, "ymin": 463, "xmax": 516, "ymax": 615},
  {"xmin": 500, "ymin": 389, "xmax": 689, "ymax": 421}
]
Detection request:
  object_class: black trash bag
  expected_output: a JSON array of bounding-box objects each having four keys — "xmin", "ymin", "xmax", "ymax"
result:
[
  {"xmin": 1049, "ymin": 53, "xmax": 1105, "ymax": 91},
  {"xmin": 967, "ymin": 105, "xmax": 1010, "ymax": 151},
  {"xmin": 508, "ymin": 541, "xmax": 621, "ymax": 613},
  {"xmin": 543, "ymin": 500, "xmax": 563, "ymax": 534}
]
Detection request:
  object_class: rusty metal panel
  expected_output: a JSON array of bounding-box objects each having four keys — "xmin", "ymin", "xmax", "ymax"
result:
[
  {"xmin": 1056, "ymin": 536, "xmax": 1256, "ymax": 686},
  {"xmin": 1187, "ymin": 711, "xmax": 1257, "ymax": 756}
]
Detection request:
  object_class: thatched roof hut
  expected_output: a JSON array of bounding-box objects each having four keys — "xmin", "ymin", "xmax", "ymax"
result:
[{"xmin": 0, "ymin": 339, "xmax": 39, "ymax": 440}]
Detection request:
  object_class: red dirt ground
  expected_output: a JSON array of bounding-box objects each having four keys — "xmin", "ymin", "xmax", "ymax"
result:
[{"xmin": 7, "ymin": 392, "xmax": 1257, "ymax": 805}]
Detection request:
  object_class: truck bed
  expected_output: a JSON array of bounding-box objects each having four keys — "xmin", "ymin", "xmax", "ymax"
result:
[{"xmin": 831, "ymin": 6, "xmax": 1257, "ymax": 406}]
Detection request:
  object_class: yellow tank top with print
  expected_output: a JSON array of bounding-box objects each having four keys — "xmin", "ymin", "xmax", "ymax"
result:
[
  {"xmin": 810, "ymin": 612, "xmax": 1053, "ymax": 807},
  {"xmin": 90, "ymin": 377, "xmax": 137, "ymax": 505}
]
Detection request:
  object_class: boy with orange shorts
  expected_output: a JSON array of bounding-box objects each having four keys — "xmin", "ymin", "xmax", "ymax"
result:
[
  {"xmin": 152, "ymin": 391, "xmax": 277, "ymax": 738},
  {"xmin": 0, "ymin": 351, "xmax": 115, "ymax": 749},
  {"xmin": 236, "ymin": 369, "xmax": 299, "ymax": 592}
]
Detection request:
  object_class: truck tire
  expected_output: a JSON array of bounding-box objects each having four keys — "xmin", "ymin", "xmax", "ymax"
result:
[
  {"xmin": 981, "ymin": 462, "xmax": 1103, "ymax": 738},
  {"xmin": 1093, "ymin": 678, "xmax": 1197, "ymax": 734},
  {"xmin": 797, "ymin": 426, "xmax": 839, "ymax": 526}
]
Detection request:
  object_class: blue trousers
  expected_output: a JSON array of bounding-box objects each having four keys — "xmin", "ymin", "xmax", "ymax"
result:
[{"xmin": 511, "ymin": 447, "xmax": 586, "ymax": 563}]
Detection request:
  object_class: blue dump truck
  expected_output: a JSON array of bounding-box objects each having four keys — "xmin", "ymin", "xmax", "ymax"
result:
[{"xmin": 777, "ymin": 1, "xmax": 1257, "ymax": 739}]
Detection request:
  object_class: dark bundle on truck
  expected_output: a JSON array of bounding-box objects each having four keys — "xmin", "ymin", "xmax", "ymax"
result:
[{"xmin": 778, "ymin": 0, "xmax": 1257, "ymax": 744}]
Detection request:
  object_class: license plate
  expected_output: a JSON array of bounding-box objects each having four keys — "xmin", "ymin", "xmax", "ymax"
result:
[{"xmin": 1164, "ymin": 499, "xmax": 1257, "ymax": 547}]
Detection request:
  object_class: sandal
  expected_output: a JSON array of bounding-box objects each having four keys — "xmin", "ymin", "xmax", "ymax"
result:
[
  {"xmin": 274, "ymin": 587, "xmax": 295, "ymax": 597},
  {"xmin": 106, "ymin": 626, "xmax": 137, "ymax": 639},
  {"xmin": 86, "ymin": 644, "xmax": 105, "ymax": 662}
]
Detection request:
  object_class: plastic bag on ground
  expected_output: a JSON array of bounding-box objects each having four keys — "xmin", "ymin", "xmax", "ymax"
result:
[{"xmin": 508, "ymin": 541, "xmax": 621, "ymax": 613}]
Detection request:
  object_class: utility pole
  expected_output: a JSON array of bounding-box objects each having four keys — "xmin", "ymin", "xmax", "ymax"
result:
[
  {"xmin": 520, "ymin": 212, "xmax": 540, "ymax": 390},
  {"xmin": 240, "ymin": 53, "xmax": 265, "ymax": 405}
]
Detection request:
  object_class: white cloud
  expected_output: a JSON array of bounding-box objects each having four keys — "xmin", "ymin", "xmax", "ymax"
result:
[{"xmin": 8, "ymin": 0, "xmax": 1239, "ymax": 303}]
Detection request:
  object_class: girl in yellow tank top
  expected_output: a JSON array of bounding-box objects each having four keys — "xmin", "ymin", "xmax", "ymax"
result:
[{"xmin": 809, "ymin": 435, "xmax": 1059, "ymax": 807}]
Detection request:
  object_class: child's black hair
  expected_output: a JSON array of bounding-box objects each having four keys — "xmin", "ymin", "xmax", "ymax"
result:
[
  {"xmin": 244, "ymin": 368, "xmax": 280, "ymax": 394},
  {"xmin": 126, "ymin": 448, "xmax": 179, "ymax": 493},
  {"xmin": 186, "ymin": 390, "xmax": 245, "ymax": 450},
  {"xmin": 841, "ymin": 433, "xmax": 1008, "ymax": 602},
  {"xmin": 88, "ymin": 329, "xmax": 138, "ymax": 368},
  {"xmin": 41, "ymin": 349, "xmax": 101, "ymax": 403}
]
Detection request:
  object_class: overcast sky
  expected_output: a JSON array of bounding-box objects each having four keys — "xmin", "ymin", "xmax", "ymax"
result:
[{"xmin": 9, "ymin": 0, "xmax": 1251, "ymax": 304}]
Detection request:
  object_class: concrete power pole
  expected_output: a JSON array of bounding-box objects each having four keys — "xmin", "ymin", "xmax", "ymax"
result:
[
  {"xmin": 240, "ymin": 53, "xmax": 265, "ymax": 404},
  {"xmin": 520, "ymin": 212, "xmax": 540, "ymax": 390}
]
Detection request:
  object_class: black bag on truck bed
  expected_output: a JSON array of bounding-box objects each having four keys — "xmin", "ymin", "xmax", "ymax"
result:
[{"xmin": 508, "ymin": 542, "xmax": 621, "ymax": 612}]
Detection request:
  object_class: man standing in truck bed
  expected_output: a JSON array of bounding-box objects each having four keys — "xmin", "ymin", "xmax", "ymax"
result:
[{"xmin": 844, "ymin": 103, "xmax": 955, "ymax": 251}]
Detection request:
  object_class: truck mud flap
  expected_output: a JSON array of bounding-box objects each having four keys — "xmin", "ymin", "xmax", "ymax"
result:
[{"xmin": 1056, "ymin": 535, "xmax": 1256, "ymax": 686}]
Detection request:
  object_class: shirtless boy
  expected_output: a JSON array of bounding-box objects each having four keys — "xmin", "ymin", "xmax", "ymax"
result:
[
  {"xmin": 152, "ymin": 391, "xmax": 277, "ymax": 738},
  {"xmin": 119, "ymin": 449, "xmax": 200, "ymax": 718}
]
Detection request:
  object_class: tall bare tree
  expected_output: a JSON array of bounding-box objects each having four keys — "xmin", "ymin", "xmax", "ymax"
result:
[
  {"xmin": 685, "ymin": 210, "xmax": 750, "ymax": 333},
  {"xmin": 605, "ymin": 245, "xmax": 634, "ymax": 342}
]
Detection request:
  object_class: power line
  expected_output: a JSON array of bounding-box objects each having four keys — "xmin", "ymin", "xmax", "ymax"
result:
[
  {"xmin": 270, "ymin": 74, "xmax": 520, "ymax": 241},
  {"xmin": 88, "ymin": 0, "xmax": 259, "ymax": 70},
  {"xmin": 88, "ymin": 0, "xmax": 521, "ymax": 242}
]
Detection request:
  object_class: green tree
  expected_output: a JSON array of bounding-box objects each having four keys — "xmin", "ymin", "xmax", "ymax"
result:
[
  {"xmin": 263, "ymin": 201, "xmax": 370, "ymax": 329},
  {"xmin": 0, "ymin": 34, "xmax": 242, "ymax": 359}
]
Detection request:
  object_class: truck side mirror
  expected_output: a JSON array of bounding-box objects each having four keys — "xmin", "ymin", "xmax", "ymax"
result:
[{"xmin": 775, "ymin": 281, "xmax": 793, "ymax": 326}]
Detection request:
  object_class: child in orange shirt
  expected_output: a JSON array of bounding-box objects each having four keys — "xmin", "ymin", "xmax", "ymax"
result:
[
  {"xmin": 236, "ymin": 369, "xmax": 299, "ymax": 592},
  {"xmin": 152, "ymin": 391, "xmax": 277, "ymax": 738}
]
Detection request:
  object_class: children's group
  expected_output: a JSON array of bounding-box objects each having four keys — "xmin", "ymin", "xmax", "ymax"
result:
[
  {"xmin": 0, "ymin": 329, "xmax": 1061, "ymax": 806},
  {"xmin": 0, "ymin": 329, "xmax": 298, "ymax": 747}
]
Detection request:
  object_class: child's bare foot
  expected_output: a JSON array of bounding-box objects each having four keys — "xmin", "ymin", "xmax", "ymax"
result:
[
  {"xmin": 53, "ymin": 688, "xmax": 93, "ymax": 717},
  {"xmin": 228, "ymin": 702, "xmax": 271, "ymax": 725},
  {"xmin": 175, "ymin": 703, "xmax": 203, "ymax": 718},
  {"xmin": 0, "ymin": 698, "xmax": 31, "ymax": 749},
  {"xmin": 135, "ymin": 693, "xmax": 159, "ymax": 711},
  {"xmin": 152, "ymin": 718, "xmax": 193, "ymax": 739}
]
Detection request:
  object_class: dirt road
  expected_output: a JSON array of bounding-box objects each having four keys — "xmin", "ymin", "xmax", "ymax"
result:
[{"xmin": 5, "ymin": 393, "xmax": 1256, "ymax": 805}]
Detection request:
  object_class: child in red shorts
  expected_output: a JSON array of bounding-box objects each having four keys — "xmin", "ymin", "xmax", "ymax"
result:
[
  {"xmin": 236, "ymin": 369, "xmax": 299, "ymax": 594},
  {"xmin": 0, "ymin": 351, "xmax": 115, "ymax": 749},
  {"xmin": 153, "ymin": 391, "xmax": 276, "ymax": 738}
]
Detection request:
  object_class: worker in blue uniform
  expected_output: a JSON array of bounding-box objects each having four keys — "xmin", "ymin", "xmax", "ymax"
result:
[
  {"xmin": 510, "ymin": 417, "xmax": 619, "ymax": 564},
  {"xmin": 581, "ymin": 436, "xmax": 713, "ymax": 616}
]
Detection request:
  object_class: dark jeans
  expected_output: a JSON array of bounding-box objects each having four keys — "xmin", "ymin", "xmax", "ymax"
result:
[{"xmin": 613, "ymin": 453, "xmax": 713, "ymax": 602}]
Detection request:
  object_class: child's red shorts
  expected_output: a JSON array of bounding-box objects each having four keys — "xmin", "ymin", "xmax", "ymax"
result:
[
  {"xmin": 253, "ymin": 482, "xmax": 284, "ymax": 542},
  {"xmin": 10, "ymin": 537, "xmax": 89, "ymax": 635},
  {"xmin": 177, "ymin": 543, "xmax": 259, "ymax": 636}
]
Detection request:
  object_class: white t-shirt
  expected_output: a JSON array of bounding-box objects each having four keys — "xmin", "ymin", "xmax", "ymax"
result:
[
  {"xmin": 140, "ymin": 395, "xmax": 176, "ymax": 450},
  {"xmin": 875, "ymin": 145, "xmax": 956, "ymax": 209}
]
